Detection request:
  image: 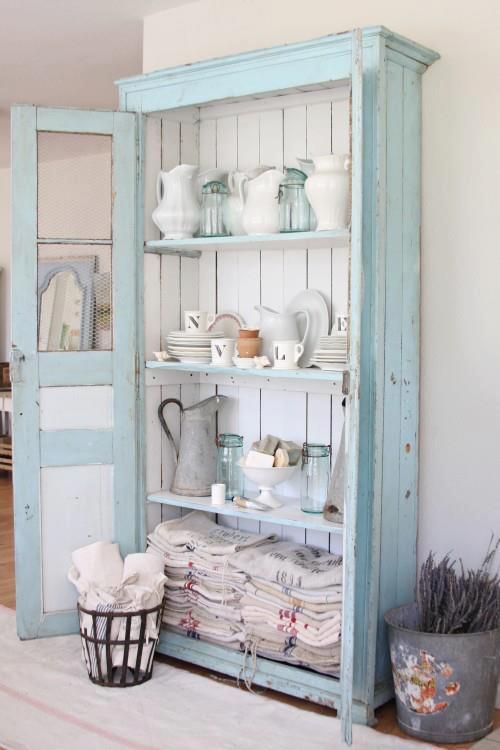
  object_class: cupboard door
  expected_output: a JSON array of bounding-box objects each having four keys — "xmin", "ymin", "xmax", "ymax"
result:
[
  {"xmin": 340, "ymin": 30, "xmax": 363, "ymax": 745},
  {"xmin": 11, "ymin": 106, "xmax": 140, "ymax": 638}
]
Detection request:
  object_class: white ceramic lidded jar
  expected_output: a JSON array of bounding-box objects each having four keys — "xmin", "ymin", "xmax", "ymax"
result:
[
  {"xmin": 304, "ymin": 154, "xmax": 351, "ymax": 231},
  {"xmin": 152, "ymin": 165, "xmax": 200, "ymax": 239}
]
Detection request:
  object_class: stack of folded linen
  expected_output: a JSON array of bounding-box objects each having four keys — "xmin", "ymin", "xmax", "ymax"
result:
[
  {"xmin": 147, "ymin": 511, "xmax": 278, "ymax": 648},
  {"xmin": 230, "ymin": 541, "xmax": 343, "ymax": 675}
]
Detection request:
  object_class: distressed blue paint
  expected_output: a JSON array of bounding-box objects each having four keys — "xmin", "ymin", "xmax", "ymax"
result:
[
  {"xmin": 340, "ymin": 30, "xmax": 363, "ymax": 744},
  {"xmin": 11, "ymin": 106, "xmax": 42, "ymax": 641},
  {"xmin": 377, "ymin": 61, "xmax": 405, "ymax": 684},
  {"xmin": 116, "ymin": 26, "xmax": 438, "ymax": 736},
  {"xmin": 354, "ymin": 34, "xmax": 387, "ymax": 716},
  {"xmin": 111, "ymin": 111, "xmax": 142, "ymax": 558},
  {"xmin": 157, "ymin": 629, "xmax": 380, "ymax": 724},
  {"xmin": 11, "ymin": 106, "xmax": 139, "ymax": 639},
  {"xmin": 39, "ymin": 352, "xmax": 113, "ymax": 386},
  {"xmin": 36, "ymin": 108, "xmax": 114, "ymax": 134},
  {"xmin": 145, "ymin": 229, "xmax": 349, "ymax": 254},
  {"xmin": 135, "ymin": 114, "xmax": 148, "ymax": 553},
  {"xmin": 11, "ymin": 22, "xmax": 438, "ymax": 731},
  {"xmin": 39, "ymin": 430, "xmax": 113, "ymax": 467},
  {"xmin": 117, "ymin": 26, "xmax": 438, "ymax": 114},
  {"xmin": 158, "ymin": 629, "xmax": 342, "ymax": 709},
  {"xmin": 33, "ymin": 611, "xmax": 79, "ymax": 638},
  {"xmin": 397, "ymin": 67, "xmax": 421, "ymax": 605},
  {"xmin": 147, "ymin": 491, "xmax": 343, "ymax": 533},
  {"xmin": 146, "ymin": 360, "xmax": 344, "ymax": 383}
]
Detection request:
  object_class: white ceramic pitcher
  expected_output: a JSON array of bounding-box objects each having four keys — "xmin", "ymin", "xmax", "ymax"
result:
[
  {"xmin": 242, "ymin": 168, "xmax": 285, "ymax": 235},
  {"xmin": 224, "ymin": 171, "xmax": 248, "ymax": 236},
  {"xmin": 254, "ymin": 305, "xmax": 310, "ymax": 362},
  {"xmin": 152, "ymin": 165, "xmax": 200, "ymax": 239},
  {"xmin": 304, "ymin": 154, "xmax": 351, "ymax": 231}
]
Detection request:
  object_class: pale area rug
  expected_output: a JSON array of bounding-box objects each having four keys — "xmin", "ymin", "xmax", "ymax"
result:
[{"xmin": 0, "ymin": 606, "xmax": 438, "ymax": 750}]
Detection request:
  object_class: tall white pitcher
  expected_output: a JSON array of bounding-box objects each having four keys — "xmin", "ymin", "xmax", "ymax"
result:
[{"xmin": 152, "ymin": 165, "xmax": 200, "ymax": 239}]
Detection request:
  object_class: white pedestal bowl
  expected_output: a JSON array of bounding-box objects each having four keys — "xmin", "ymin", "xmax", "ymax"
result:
[{"xmin": 238, "ymin": 460, "xmax": 300, "ymax": 509}]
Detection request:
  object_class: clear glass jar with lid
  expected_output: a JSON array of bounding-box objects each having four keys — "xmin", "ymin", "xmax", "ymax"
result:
[
  {"xmin": 279, "ymin": 168, "xmax": 310, "ymax": 233},
  {"xmin": 199, "ymin": 180, "xmax": 229, "ymax": 237},
  {"xmin": 217, "ymin": 433, "xmax": 244, "ymax": 501},
  {"xmin": 300, "ymin": 443, "xmax": 331, "ymax": 513}
]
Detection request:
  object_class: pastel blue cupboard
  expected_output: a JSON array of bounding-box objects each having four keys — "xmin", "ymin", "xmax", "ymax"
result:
[{"xmin": 11, "ymin": 26, "xmax": 438, "ymax": 743}]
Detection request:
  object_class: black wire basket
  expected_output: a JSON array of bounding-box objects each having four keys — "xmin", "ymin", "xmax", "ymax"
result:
[{"xmin": 77, "ymin": 600, "xmax": 165, "ymax": 687}]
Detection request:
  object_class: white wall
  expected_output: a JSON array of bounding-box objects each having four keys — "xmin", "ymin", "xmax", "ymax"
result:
[
  {"xmin": 143, "ymin": 0, "xmax": 500, "ymax": 569},
  {"xmin": 0, "ymin": 168, "xmax": 11, "ymax": 362}
]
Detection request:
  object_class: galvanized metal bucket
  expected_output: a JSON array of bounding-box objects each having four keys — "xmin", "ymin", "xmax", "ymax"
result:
[{"xmin": 385, "ymin": 603, "xmax": 500, "ymax": 744}]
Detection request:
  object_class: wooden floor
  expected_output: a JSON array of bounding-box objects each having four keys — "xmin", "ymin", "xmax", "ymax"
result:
[
  {"xmin": 0, "ymin": 474, "xmax": 15, "ymax": 609},
  {"xmin": 0, "ymin": 474, "xmax": 497, "ymax": 748}
]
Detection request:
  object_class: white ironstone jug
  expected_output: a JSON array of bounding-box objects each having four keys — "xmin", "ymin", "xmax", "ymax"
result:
[
  {"xmin": 242, "ymin": 168, "xmax": 285, "ymax": 235},
  {"xmin": 304, "ymin": 154, "xmax": 351, "ymax": 231},
  {"xmin": 152, "ymin": 165, "xmax": 200, "ymax": 239}
]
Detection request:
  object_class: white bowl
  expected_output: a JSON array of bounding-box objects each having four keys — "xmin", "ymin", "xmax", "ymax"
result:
[
  {"xmin": 233, "ymin": 357, "xmax": 254, "ymax": 370},
  {"xmin": 238, "ymin": 459, "xmax": 300, "ymax": 508}
]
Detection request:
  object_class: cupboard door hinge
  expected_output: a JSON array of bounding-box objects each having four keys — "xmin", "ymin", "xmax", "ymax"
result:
[{"xmin": 342, "ymin": 370, "xmax": 350, "ymax": 396}]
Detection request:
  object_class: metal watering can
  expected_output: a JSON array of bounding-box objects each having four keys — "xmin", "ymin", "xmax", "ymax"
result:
[{"xmin": 158, "ymin": 395, "xmax": 227, "ymax": 496}]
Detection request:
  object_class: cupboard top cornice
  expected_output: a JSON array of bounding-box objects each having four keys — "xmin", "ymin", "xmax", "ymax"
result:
[{"xmin": 116, "ymin": 26, "xmax": 439, "ymax": 114}]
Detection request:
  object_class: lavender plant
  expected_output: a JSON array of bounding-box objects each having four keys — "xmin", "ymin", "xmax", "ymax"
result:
[{"xmin": 418, "ymin": 537, "xmax": 500, "ymax": 634}]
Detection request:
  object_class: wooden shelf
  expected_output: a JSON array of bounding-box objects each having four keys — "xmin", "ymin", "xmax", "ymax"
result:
[
  {"xmin": 146, "ymin": 361, "xmax": 344, "ymax": 381},
  {"xmin": 147, "ymin": 489, "xmax": 343, "ymax": 534},
  {"xmin": 145, "ymin": 361, "xmax": 345, "ymax": 394},
  {"xmin": 144, "ymin": 229, "xmax": 349, "ymax": 256}
]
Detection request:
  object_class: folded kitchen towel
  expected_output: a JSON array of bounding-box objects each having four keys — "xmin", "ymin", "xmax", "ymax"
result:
[
  {"xmin": 151, "ymin": 511, "xmax": 278, "ymax": 555},
  {"xmin": 122, "ymin": 552, "xmax": 165, "ymax": 587},
  {"xmin": 230, "ymin": 541, "xmax": 343, "ymax": 589},
  {"xmin": 72, "ymin": 541, "xmax": 124, "ymax": 589}
]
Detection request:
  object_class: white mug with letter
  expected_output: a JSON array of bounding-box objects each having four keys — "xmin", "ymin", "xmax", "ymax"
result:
[
  {"xmin": 334, "ymin": 313, "xmax": 349, "ymax": 334},
  {"xmin": 211, "ymin": 338, "xmax": 236, "ymax": 366},
  {"xmin": 184, "ymin": 310, "xmax": 215, "ymax": 333},
  {"xmin": 272, "ymin": 340, "xmax": 304, "ymax": 370}
]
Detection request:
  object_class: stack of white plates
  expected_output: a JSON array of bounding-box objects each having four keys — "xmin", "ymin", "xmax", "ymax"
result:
[
  {"xmin": 166, "ymin": 330, "xmax": 224, "ymax": 364},
  {"xmin": 310, "ymin": 334, "xmax": 348, "ymax": 371}
]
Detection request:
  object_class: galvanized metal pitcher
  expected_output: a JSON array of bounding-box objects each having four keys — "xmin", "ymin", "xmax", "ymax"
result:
[{"xmin": 158, "ymin": 395, "xmax": 227, "ymax": 496}]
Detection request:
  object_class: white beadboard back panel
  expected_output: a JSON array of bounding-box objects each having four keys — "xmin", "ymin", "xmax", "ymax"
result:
[
  {"xmin": 41, "ymin": 464, "xmax": 113, "ymax": 612},
  {"xmin": 145, "ymin": 87, "xmax": 350, "ymax": 542},
  {"xmin": 39, "ymin": 386, "xmax": 113, "ymax": 431}
]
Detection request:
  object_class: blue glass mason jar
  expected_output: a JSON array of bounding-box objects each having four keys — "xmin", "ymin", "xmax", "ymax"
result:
[
  {"xmin": 217, "ymin": 433, "xmax": 244, "ymax": 501},
  {"xmin": 300, "ymin": 443, "xmax": 331, "ymax": 513}
]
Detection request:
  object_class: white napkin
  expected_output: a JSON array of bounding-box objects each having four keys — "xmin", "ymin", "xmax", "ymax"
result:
[
  {"xmin": 122, "ymin": 552, "xmax": 165, "ymax": 587},
  {"xmin": 72, "ymin": 541, "xmax": 124, "ymax": 588}
]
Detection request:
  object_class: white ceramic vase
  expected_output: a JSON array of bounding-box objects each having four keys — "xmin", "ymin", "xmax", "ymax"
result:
[
  {"xmin": 152, "ymin": 165, "xmax": 200, "ymax": 239},
  {"xmin": 304, "ymin": 154, "xmax": 351, "ymax": 231}
]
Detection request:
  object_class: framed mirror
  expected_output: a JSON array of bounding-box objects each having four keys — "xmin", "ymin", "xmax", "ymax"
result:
[{"xmin": 38, "ymin": 257, "xmax": 96, "ymax": 351}]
